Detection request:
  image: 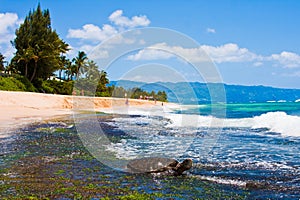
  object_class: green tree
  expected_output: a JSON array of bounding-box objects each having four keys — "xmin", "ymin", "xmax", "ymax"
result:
[
  {"xmin": 15, "ymin": 47, "xmax": 36, "ymax": 78},
  {"xmin": 99, "ymin": 70, "xmax": 109, "ymax": 86},
  {"xmin": 58, "ymin": 55, "xmax": 67, "ymax": 81},
  {"xmin": 73, "ymin": 51, "xmax": 87, "ymax": 79},
  {"xmin": 96, "ymin": 70, "xmax": 110, "ymax": 96},
  {"xmin": 85, "ymin": 60, "xmax": 100, "ymax": 80},
  {"xmin": 64, "ymin": 59, "xmax": 74, "ymax": 80},
  {"xmin": 12, "ymin": 4, "xmax": 69, "ymax": 82},
  {"xmin": 0, "ymin": 53, "xmax": 5, "ymax": 71},
  {"xmin": 6, "ymin": 63, "xmax": 17, "ymax": 74},
  {"xmin": 157, "ymin": 91, "xmax": 167, "ymax": 102},
  {"xmin": 74, "ymin": 59, "xmax": 106, "ymax": 96}
]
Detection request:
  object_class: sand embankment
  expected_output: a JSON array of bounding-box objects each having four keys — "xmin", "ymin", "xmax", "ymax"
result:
[{"xmin": 0, "ymin": 90, "xmax": 160, "ymax": 132}]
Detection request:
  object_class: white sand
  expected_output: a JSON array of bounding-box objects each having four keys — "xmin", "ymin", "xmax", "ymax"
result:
[{"xmin": 0, "ymin": 90, "xmax": 168, "ymax": 134}]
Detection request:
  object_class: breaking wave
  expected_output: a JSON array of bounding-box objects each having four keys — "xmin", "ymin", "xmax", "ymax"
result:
[{"xmin": 165, "ymin": 111, "xmax": 300, "ymax": 137}]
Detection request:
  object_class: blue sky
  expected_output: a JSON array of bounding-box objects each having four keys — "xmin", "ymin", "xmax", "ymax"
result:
[{"xmin": 1, "ymin": 0, "xmax": 300, "ymax": 88}]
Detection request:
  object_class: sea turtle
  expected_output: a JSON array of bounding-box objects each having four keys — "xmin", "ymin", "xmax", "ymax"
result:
[{"xmin": 127, "ymin": 157, "xmax": 193, "ymax": 176}]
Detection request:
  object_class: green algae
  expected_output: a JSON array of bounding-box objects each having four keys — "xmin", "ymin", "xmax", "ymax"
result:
[{"xmin": 0, "ymin": 119, "xmax": 249, "ymax": 199}]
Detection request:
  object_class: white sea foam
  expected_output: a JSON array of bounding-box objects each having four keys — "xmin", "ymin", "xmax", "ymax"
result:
[
  {"xmin": 165, "ymin": 111, "xmax": 300, "ymax": 137},
  {"xmin": 197, "ymin": 160, "xmax": 298, "ymax": 172},
  {"xmin": 251, "ymin": 112, "xmax": 300, "ymax": 137},
  {"xmin": 193, "ymin": 175, "xmax": 247, "ymax": 187},
  {"xmin": 104, "ymin": 104, "xmax": 300, "ymax": 137}
]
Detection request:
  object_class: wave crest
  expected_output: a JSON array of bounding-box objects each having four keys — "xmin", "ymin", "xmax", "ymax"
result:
[
  {"xmin": 252, "ymin": 111, "xmax": 300, "ymax": 137},
  {"xmin": 166, "ymin": 111, "xmax": 300, "ymax": 137}
]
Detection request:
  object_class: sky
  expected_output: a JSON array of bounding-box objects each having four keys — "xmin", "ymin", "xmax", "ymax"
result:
[{"xmin": 1, "ymin": 0, "xmax": 300, "ymax": 89}]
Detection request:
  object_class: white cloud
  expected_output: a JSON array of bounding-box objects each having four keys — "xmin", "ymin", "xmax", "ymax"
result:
[
  {"xmin": 65, "ymin": 10, "xmax": 300, "ymax": 71},
  {"xmin": 127, "ymin": 42, "xmax": 211, "ymax": 63},
  {"xmin": 253, "ymin": 62, "xmax": 263, "ymax": 67},
  {"xmin": 127, "ymin": 48, "xmax": 174, "ymax": 61},
  {"xmin": 89, "ymin": 49, "xmax": 109, "ymax": 60},
  {"xmin": 0, "ymin": 12, "xmax": 20, "ymax": 59},
  {"xmin": 109, "ymin": 10, "xmax": 150, "ymax": 28},
  {"xmin": 0, "ymin": 13, "xmax": 19, "ymax": 36},
  {"xmin": 127, "ymin": 43, "xmax": 260, "ymax": 64},
  {"xmin": 201, "ymin": 43, "xmax": 260, "ymax": 63},
  {"xmin": 269, "ymin": 51, "xmax": 300, "ymax": 68},
  {"xmin": 206, "ymin": 28, "xmax": 216, "ymax": 34},
  {"xmin": 67, "ymin": 10, "xmax": 151, "ymax": 53},
  {"xmin": 102, "ymin": 34, "xmax": 135, "ymax": 46},
  {"xmin": 0, "ymin": 45, "xmax": 15, "ymax": 58},
  {"xmin": 67, "ymin": 24, "xmax": 117, "ymax": 42},
  {"xmin": 126, "ymin": 43, "xmax": 300, "ymax": 71}
]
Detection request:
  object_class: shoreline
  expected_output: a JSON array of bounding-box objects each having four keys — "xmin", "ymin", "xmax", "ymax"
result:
[{"xmin": 0, "ymin": 90, "xmax": 173, "ymax": 134}]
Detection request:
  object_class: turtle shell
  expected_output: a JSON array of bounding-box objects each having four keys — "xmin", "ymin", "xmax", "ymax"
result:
[{"xmin": 127, "ymin": 157, "xmax": 179, "ymax": 173}]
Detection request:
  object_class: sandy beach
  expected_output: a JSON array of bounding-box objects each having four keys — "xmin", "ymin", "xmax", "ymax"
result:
[{"xmin": 0, "ymin": 90, "xmax": 161, "ymax": 133}]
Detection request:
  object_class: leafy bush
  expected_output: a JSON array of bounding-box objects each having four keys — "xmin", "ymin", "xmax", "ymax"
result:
[
  {"xmin": 0, "ymin": 76, "xmax": 26, "ymax": 91},
  {"xmin": 41, "ymin": 80, "xmax": 54, "ymax": 93},
  {"xmin": 13, "ymin": 74, "xmax": 37, "ymax": 92},
  {"xmin": 95, "ymin": 90, "xmax": 111, "ymax": 97},
  {"xmin": 41, "ymin": 80, "xmax": 73, "ymax": 95}
]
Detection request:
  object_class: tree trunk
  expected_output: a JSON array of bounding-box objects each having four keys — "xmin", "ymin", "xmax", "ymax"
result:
[
  {"xmin": 25, "ymin": 63, "xmax": 28, "ymax": 78},
  {"xmin": 30, "ymin": 61, "xmax": 38, "ymax": 82}
]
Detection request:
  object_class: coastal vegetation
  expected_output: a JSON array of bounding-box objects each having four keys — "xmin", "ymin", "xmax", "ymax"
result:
[
  {"xmin": 0, "ymin": 4, "xmax": 167, "ymax": 102},
  {"xmin": 111, "ymin": 86, "xmax": 168, "ymax": 102}
]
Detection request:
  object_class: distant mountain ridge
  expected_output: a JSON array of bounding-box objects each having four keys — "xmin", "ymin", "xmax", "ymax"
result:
[{"xmin": 109, "ymin": 80, "xmax": 300, "ymax": 104}]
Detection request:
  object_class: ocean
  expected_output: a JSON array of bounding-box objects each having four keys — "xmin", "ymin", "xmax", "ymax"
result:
[
  {"xmin": 1, "ymin": 102, "xmax": 300, "ymax": 199},
  {"xmin": 101, "ymin": 102, "xmax": 300, "ymax": 199}
]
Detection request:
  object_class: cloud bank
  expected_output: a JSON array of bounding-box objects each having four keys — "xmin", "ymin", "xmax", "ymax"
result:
[
  {"xmin": 126, "ymin": 43, "xmax": 300, "ymax": 69},
  {"xmin": 0, "ymin": 12, "xmax": 21, "ymax": 59},
  {"xmin": 62, "ymin": 10, "xmax": 300, "ymax": 69},
  {"xmin": 270, "ymin": 51, "xmax": 300, "ymax": 68}
]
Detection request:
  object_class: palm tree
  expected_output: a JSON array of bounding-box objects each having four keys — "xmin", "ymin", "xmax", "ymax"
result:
[
  {"xmin": 64, "ymin": 59, "xmax": 73, "ymax": 80},
  {"xmin": 72, "ymin": 51, "xmax": 87, "ymax": 79},
  {"xmin": 71, "ymin": 63, "xmax": 77, "ymax": 80},
  {"xmin": 16, "ymin": 47, "xmax": 35, "ymax": 78},
  {"xmin": 56, "ymin": 41, "xmax": 70, "ymax": 81},
  {"xmin": 85, "ymin": 60, "xmax": 100, "ymax": 80}
]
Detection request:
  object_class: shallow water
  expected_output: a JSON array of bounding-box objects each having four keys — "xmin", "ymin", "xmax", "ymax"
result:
[
  {"xmin": 1, "ymin": 111, "xmax": 300, "ymax": 199},
  {"xmin": 0, "ymin": 116, "xmax": 247, "ymax": 199}
]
